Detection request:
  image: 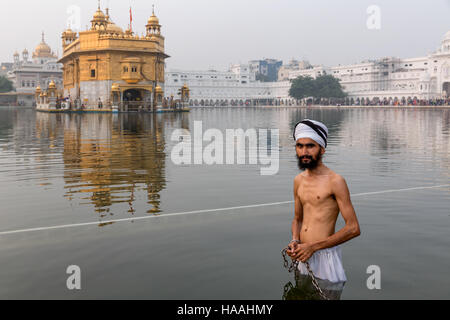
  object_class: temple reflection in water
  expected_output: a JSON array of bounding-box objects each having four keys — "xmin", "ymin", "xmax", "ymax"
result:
[{"xmin": 35, "ymin": 111, "xmax": 189, "ymax": 215}]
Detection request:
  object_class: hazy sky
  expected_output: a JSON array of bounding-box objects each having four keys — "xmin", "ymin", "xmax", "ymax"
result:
[{"xmin": 1, "ymin": 0, "xmax": 449, "ymax": 71}]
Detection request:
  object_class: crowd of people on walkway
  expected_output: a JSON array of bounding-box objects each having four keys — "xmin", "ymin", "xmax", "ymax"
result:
[{"xmin": 306, "ymin": 97, "xmax": 450, "ymax": 107}]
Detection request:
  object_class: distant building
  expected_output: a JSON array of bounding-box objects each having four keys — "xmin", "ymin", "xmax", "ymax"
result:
[
  {"xmin": 164, "ymin": 68, "xmax": 294, "ymax": 106},
  {"xmin": 168, "ymin": 30, "xmax": 450, "ymax": 106},
  {"xmin": 229, "ymin": 64, "xmax": 256, "ymax": 83},
  {"xmin": 6, "ymin": 33, "xmax": 62, "ymax": 106},
  {"xmin": 249, "ymin": 59, "xmax": 282, "ymax": 82},
  {"xmin": 287, "ymin": 30, "xmax": 450, "ymax": 102},
  {"xmin": 288, "ymin": 65, "xmax": 329, "ymax": 80},
  {"xmin": 278, "ymin": 59, "xmax": 312, "ymax": 81}
]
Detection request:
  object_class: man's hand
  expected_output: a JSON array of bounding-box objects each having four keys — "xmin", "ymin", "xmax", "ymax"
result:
[
  {"xmin": 287, "ymin": 242, "xmax": 299, "ymax": 258},
  {"xmin": 291, "ymin": 243, "xmax": 316, "ymax": 263}
]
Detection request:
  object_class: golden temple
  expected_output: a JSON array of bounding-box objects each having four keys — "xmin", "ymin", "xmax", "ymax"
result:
[{"xmin": 55, "ymin": 4, "xmax": 171, "ymax": 112}]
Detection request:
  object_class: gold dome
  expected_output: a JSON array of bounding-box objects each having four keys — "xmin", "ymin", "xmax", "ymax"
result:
[
  {"xmin": 35, "ymin": 86, "xmax": 41, "ymax": 92},
  {"xmin": 148, "ymin": 13, "xmax": 160, "ymax": 25},
  {"xmin": 48, "ymin": 80, "xmax": 56, "ymax": 89},
  {"xmin": 106, "ymin": 21, "xmax": 123, "ymax": 34},
  {"xmin": 93, "ymin": 8, "xmax": 106, "ymax": 20},
  {"xmin": 63, "ymin": 28, "xmax": 76, "ymax": 36},
  {"xmin": 155, "ymin": 85, "xmax": 163, "ymax": 93},
  {"xmin": 36, "ymin": 43, "xmax": 51, "ymax": 53},
  {"xmin": 148, "ymin": 6, "xmax": 160, "ymax": 25},
  {"xmin": 90, "ymin": 5, "xmax": 108, "ymax": 31},
  {"xmin": 33, "ymin": 32, "xmax": 55, "ymax": 58}
]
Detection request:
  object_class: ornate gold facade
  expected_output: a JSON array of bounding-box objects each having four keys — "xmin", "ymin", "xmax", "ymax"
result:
[{"xmin": 59, "ymin": 5, "xmax": 169, "ymax": 111}]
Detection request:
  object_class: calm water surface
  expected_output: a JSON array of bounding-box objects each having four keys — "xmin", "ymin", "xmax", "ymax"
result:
[{"xmin": 0, "ymin": 106, "xmax": 449, "ymax": 299}]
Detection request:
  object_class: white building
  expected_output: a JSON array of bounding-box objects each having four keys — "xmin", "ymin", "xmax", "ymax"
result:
[
  {"xmin": 164, "ymin": 64, "xmax": 295, "ymax": 106},
  {"xmin": 7, "ymin": 33, "xmax": 63, "ymax": 105},
  {"xmin": 278, "ymin": 59, "xmax": 312, "ymax": 81},
  {"xmin": 288, "ymin": 31, "xmax": 450, "ymax": 103},
  {"xmin": 164, "ymin": 30, "xmax": 450, "ymax": 106},
  {"xmin": 289, "ymin": 65, "xmax": 329, "ymax": 81}
]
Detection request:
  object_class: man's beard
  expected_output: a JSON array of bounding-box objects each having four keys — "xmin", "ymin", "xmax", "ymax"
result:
[{"xmin": 297, "ymin": 152, "xmax": 322, "ymax": 171}]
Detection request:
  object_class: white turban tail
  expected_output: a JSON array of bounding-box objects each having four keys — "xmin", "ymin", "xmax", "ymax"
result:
[{"xmin": 293, "ymin": 119, "xmax": 329, "ymax": 149}]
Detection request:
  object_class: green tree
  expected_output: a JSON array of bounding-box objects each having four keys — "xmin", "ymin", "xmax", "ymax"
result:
[
  {"xmin": 0, "ymin": 76, "xmax": 14, "ymax": 93},
  {"xmin": 314, "ymin": 74, "xmax": 346, "ymax": 99},
  {"xmin": 289, "ymin": 75, "xmax": 346, "ymax": 100},
  {"xmin": 289, "ymin": 76, "xmax": 316, "ymax": 99}
]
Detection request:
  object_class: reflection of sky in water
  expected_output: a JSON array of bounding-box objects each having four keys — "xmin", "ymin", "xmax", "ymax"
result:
[
  {"xmin": 0, "ymin": 107, "xmax": 449, "ymax": 218},
  {"xmin": 0, "ymin": 108, "xmax": 450, "ymax": 215}
]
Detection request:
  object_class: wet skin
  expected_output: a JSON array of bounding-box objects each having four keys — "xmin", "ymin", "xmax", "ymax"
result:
[{"xmin": 288, "ymin": 138, "xmax": 361, "ymax": 263}]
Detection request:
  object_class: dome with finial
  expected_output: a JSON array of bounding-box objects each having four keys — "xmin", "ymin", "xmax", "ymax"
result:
[
  {"xmin": 148, "ymin": 14, "xmax": 159, "ymax": 25},
  {"xmin": 35, "ymin": 42, "xmax": 51, "ymax": 55},
  {"xmin": 91, "ymin": 1, "xmax": 108, "ymax": 30},
  {"xmin": 48, "ymin": 80, "xmax": 56, "ymax": 89},
  {"xmin": 93, "ymin": 7, "xmax": 106, "ymax": 20},
  {"xmin": 63, "ymin": 28, "xmax": 76, "ymax": 36},
  {"xmin": 148, "ymin": 5, "xmax": 160, "ymax": 25},
  {"xmin": 33, "ymin": 32, "xmax": 55, "ymax": 58}
]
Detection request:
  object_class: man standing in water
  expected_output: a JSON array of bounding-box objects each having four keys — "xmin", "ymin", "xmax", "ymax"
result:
[{"xmin": 287, "ymin": 119, "xmax": 361, "ymax": 298}]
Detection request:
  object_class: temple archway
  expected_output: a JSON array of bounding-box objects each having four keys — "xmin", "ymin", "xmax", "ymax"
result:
[
  {"xmin": 443, "ymin": 82, "xmax": 450, "ymax": 98},
  {"xmin": 124, "ymin": 89, "xmax": 142, "ymax": 102}
]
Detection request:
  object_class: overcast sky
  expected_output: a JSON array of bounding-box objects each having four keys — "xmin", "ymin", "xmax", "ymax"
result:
[{"xmin": 1, "ymin": 0, "xmax": 449, "ymax": 71}]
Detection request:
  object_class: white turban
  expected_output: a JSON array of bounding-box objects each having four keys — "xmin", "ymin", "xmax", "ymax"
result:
[{"xmin": 293, "ymin": 119, "xmax": 329, "ymax": 149}]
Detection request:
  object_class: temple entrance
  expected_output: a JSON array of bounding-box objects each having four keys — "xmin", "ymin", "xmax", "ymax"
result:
[
  {"xmin": 124, "ymin": 89, "xmax": 142, "ymax": 102},
  {"xmin": 443, "ymin": 82, "xmax": 450, "ymax": 98},
  {"xmin": 121, "ymin": 89, "xmax": 152, "ymax": 112}
]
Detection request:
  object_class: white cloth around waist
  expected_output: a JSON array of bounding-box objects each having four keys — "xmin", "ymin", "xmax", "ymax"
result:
[{"xmin": 297, "ymin": 245, "xmax": 347, "ymax": 283}]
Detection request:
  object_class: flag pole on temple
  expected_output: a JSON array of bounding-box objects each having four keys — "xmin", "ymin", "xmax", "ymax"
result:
[{"xmin": 129, "ymin": 6, "xmax": 133, "ymax": 33}]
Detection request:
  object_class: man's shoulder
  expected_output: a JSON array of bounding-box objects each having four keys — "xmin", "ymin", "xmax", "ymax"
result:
[
  {"xmin": 329, "ymin": 171, "xmax": 345, "ymax": 181},
  {"xmin": 294, "ymin": 173, "xmax": 305, "ymax": 183},
  {"xmin": 329, "ymin": 171, "xmax": 348, "ymax": 190},
  {"xmin": 327, "ymin": 169, "xmax": 344, "ymax": 179}
]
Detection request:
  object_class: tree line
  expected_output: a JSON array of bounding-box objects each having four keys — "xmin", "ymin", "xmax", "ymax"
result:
[
  {"xmin": 289, "ymin": 74, "xmax": 346, "ymax": 101},
  {"xmin": 0, "ymin": 76, "xmax": 14, "ymax": 93}
]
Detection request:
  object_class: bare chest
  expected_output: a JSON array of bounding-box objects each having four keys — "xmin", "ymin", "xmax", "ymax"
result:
[{"xmin": 297, "ymin": 178, "xmax": 336, "ymax": 207}]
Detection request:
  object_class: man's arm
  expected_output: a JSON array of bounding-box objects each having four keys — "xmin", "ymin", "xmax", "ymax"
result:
[
  {"xmin": 291, "ymin": 176, "xmax": 303, "ymax": 242},
  {"xmin": 311, "ymin": 175, "xmax": 361, "ymax": 252}
]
